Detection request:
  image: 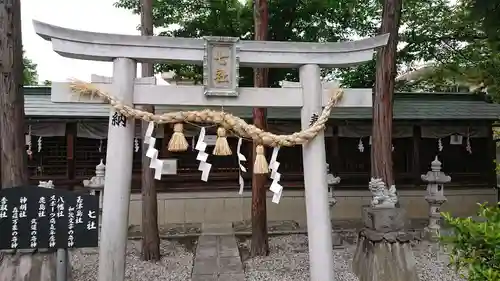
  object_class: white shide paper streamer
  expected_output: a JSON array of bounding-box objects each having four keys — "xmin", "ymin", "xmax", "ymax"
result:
[
  {"xmin": 144, "ymin": 122, "xmax": 167, "ymax": 180},
  {"xmin": 134, "ymin": 138, "xmax": 139, "ymax": 152},
  {"xmin": 269, "ymin": 147, "xmax": 283, "ymax": 204},
  {"xmin": 237, "ymin": 138, "xmax": 247, "ymax": 194},
  {"xmin": 26, "ymin": 125, "xmax": 33, "ymax": 156},
  {"xmin": 37, "ymin": 137, "xmax": 43, "ymax": 152},
  {"xmin": 195, "ymin": 127, "xmax": 212, "ymax": 182}
]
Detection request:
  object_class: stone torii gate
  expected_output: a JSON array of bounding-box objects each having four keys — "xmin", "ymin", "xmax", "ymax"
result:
[{"xmin": 33, "ymin": 20, "xmax": 388, "ymax": 281}]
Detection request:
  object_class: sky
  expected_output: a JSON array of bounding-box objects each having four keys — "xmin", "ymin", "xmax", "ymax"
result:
[{"xmin": 21, "ymin": 0, "xmax": 145, "ymax": 82}]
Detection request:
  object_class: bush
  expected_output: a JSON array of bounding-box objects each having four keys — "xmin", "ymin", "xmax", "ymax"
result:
[{"xmin": 441, "ymin": 203, "xmax": 500, "ymax": 281}]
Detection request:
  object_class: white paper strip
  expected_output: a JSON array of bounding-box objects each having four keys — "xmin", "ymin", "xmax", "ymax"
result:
[
  {"xmin": 270, "ymin": 180, "xmax": 283, "ymax": 194},
  {"xmin": 270, "ymin": 147, "xmax": 280, "ymax": 167},
  {"xmin": 238, "ymin": 176, "xmax": 245, "ymax": 194},
  {"xmin": 37, "ymin": 137, "xmax": 43, "ymax": 152},
  {"xmin": 26, "ymin": 125, "xmax": 32, "ymax": 156},
  {"xmin": 146, "ymin": 147, "xmax": 158, "ymax": 159},
  {"xmin": 145, "ymin": 122, "xmax": 155, "ymax": 138},
  {"xmin": 272, "ymin": 189, "xmax": 282, "ymax": 204},
  {"xmin": 196, "ymin": 151, "xmax": 209, "ymax": 162},
  {"xmin": 144, "ymin": 124, "xmax": 177, "ymax": 180},
  {"xmin": 269, "ymin": 147, "xmax": 284, "ymax": 204},
  {"xmin": 134, "ymin": 138, "xmax": 140, "ymax": 152},
  {"xmin": 147, "ymin": 137, "xmax": 156, "ymax": 148},
  {"xmin": 144, "ymin": 122, "xmax": 155, "ymax": 144},
  {"xmin": 199, "ymin": 162, "xmax": 212, "ymax": 182},
  {"xmin": 270, "ymin": 162, "xmax": 280, "ymax": 180},
  {"xmin": 195, "ymin": 127, "xmax": 212, "ymax": 182},
  {"xmin": 237, "ymin": 138, "xmax": 247, "ymax": 194},
  {"xmin": 154, "ymin": 166, "xmax": 163, "ymax": 180},
  {"xmin": 196, "ymin": 128, "xmax": 206, "ymax": 149}
]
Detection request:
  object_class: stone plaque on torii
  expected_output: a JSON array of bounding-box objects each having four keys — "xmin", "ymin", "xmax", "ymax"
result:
[{"xmin": 33, "ymin": 20, "xmax": 388, "ymax": 281}]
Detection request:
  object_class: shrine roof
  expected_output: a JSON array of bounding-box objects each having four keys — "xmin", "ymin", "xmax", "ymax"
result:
[
  {"xmin": 332, "ymin": 92, "xmax": 500, "ymax": 120},
  {"xmin": 22, "ymin": 87, "xmax": 500, "ymax": 120}
]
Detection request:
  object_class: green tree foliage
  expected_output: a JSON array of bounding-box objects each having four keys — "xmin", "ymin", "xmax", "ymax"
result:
[
  {"xmin": 23, "ymin": 53, "xmax": 38, "ymax": 85},
  {"xmin": 114, "ymin": 0, "xmax": 500, "ymax": 95},
  {"xmin": 441, "ymin": 204, "xmax": 500, "ymax": 281},
  {"xmin": 468, "ymin": 0, "xmax": 500, "ymax": 44},
  {"xmin": 400, "ymin": 0, "xmax": 500, "ymax": 99},
  {"xmin": 114, "ymin": 0, "xmax": 381, "ymax": 86}
]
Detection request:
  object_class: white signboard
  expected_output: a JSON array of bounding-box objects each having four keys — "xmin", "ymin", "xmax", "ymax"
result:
[
  {"xmin": 204, "ymin": 135, "xmax": 217, "ymax": 146},
  {"xmin": 161, "ymin": 159, "xmax": 177, "ymax": 175}
]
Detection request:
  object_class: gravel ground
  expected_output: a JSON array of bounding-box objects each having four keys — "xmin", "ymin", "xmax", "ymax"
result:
[
  {"xmin": 70, "ymin": 239, "xmax": 194, "ymax": 281},
  {"xmin": 240, "ymin": 234, "xmax": 466, "ymax": 281}
]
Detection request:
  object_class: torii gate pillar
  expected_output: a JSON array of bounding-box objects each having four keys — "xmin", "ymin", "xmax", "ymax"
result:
[
  {"xmin": 98, "ymin": 58, "xmax": 136, "ymax": 281},
  {"xmin": 300, "ymin": 64, "xmax": 334, "ymax": 279}
]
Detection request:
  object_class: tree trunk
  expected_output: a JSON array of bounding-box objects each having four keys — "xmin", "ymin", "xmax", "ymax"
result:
[
  {"xmin": 0, "ymin": 0, "xmax": 28, "ymax": 187},
  {"xmin": 250, "ymin": 0, "xmax": 269, "ymax": 257},
  {"xmin": 0, "ymin": 2, "xmax": 61, "ymax": 281},
  {"xmin": 371, "ymin": 0, "xmax": 402, "ymax": 188},
  {"xmin": 140, "ymin": 0, "xmax": 160, "ymax": 261}
]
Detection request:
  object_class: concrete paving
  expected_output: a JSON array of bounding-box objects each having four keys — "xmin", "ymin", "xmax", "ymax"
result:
[{"xmin": 192, "ymin": 224, "xmax": 244, "ymax": 281}]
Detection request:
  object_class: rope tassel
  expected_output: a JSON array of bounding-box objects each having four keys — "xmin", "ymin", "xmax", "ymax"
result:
[
  {"xmin": 168, "ymin": 123, "xmax": 189, "ymax": 152},
  {"xmin": 213, "ymin": 127, "xmax": 232, "ymax": 156},
  {"xmin": 253, "ymin": 145, "xmax": 269, "ymax": 174}
]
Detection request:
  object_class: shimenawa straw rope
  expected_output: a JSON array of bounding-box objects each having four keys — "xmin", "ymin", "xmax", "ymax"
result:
[{"xmin": 69, "ymin": 81, "xmax": 343, "ymax": 148}]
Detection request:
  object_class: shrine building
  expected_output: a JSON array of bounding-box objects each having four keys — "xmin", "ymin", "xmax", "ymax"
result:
[{"xmin": 20, "ymin": 84, "xmax": 500, "ymax": 226}]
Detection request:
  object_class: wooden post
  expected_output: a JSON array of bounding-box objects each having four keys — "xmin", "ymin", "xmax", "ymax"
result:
[
  {"xmin": 487, "ymin": 122, "xmax": 497, "ymax": 188},
  {"xmin": 139, "ymin": 0, "xmax": 160, "ymax": 261},
  {"xmin": 371, "ymin": 0, "xmax": 402, "ymax": 187},
  {"xmin": 330, "ymin": 125, "xmax": 340, "ymax": 174},
  {"xmin": 66, "ymin": 122, "xmax": 77, "ymax": 190},
  {"xmin": 412, "ymin": 125, "xmax": 421, "ymax": 185},
  {"xmin": 0, "ymin": 0, "xmax": 28, "ymax": 188},
  {"xmin": 251, "ymin": 0, "xmax": 269, "ymax": 257}
]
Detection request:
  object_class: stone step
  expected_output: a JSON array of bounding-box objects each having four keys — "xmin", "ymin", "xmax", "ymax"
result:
[
  {"xmin": 192, "ymin": 228, "xmax": 244, "ymax": 281},
  {"xmin": 201, "ymin": 223, "xmax": 233, "ymax": 235}
]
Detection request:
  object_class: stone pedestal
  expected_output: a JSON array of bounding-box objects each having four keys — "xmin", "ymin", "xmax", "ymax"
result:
[
  {"xmin": 352, "ymin": 207, "xmax": 419, "ymax": 281},
  {"xmin": 423, "ymin": 195, "xmax": 447, "ymax": 242},
  {"xmin": 0, "ymin": 250, "xmax": 73, "ymax": 281}
]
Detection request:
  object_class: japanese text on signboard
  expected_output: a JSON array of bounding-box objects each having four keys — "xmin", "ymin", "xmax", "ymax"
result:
[
  {"xmin": 203, "ymin": 36, "xmax": 239, "ymax": 97},
  {"xmin": 0, "ymin": 186, "xmax": 99, "ymax": 250}
]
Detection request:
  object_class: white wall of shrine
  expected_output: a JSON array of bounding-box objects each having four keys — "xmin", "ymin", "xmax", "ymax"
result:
[{"xmin": 126, "ymin": 188, "xmax": 497, "ymax": 226}]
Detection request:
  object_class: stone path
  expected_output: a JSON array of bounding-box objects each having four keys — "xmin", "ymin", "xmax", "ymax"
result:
[{"xmin": 192, "ymin": 224, "xmax": 244, "ymax": 281}]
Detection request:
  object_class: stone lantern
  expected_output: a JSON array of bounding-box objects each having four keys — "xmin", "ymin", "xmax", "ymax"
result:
[
  {"xmin": 421, "ymin": 156, "xmax": 451, "ymax": 241},
  {"xmin": 83, "ymin": 159, "xmax": 106, "ymax": 213},
  {"xmin": 326, "ymin": 163, "xmax": 341, "ymax": 207},
  {"xmin": 326, "ymin": 163, "xmax": 342, "ymax": 246}
]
